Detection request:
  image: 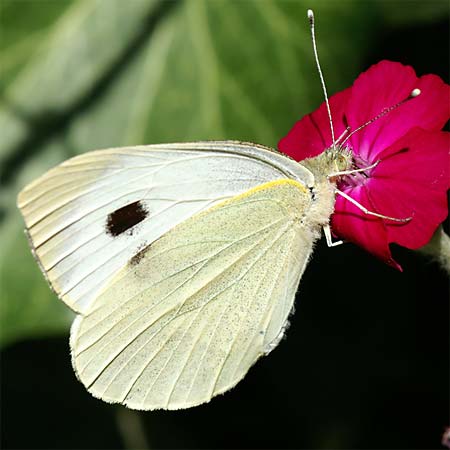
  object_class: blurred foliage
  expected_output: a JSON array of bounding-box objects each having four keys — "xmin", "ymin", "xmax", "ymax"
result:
[
  {"xmin": 0, "ymin": 0, "xmax": 448, "ymax": 346},
  {"xmin": 0, "ymin": 1, "xmax": 448, "ymax": 449}
]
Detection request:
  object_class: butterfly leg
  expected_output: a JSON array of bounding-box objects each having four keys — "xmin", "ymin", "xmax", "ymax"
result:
[
  {"xmin": 328, "ymin": 160, "xmax": 380, "ymax": 178},
  {"xmin": 323, "ymin": 224, "xmax": 343, "ymax": 247},
  {"xmin": 335, "ymin": 188, "xmax": 411, "ymax": 222}
]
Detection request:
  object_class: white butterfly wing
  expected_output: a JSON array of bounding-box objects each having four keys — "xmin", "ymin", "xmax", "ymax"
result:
[
  {"xmin": 17, "ymin": 141, "xmax": 314, "ymax": 313},
  {"xmin": 70, "ymin": 180, "xmax": 319, "ymax": 410}
]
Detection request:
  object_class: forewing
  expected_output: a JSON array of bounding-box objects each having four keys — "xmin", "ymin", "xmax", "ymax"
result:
[
  {"xmin": 17, "ymin": 142, "xmax": 313, "ymax": 313},
  {"xmin": 70, "ymin": 180, "xmax": 317, "ymax": 410}
]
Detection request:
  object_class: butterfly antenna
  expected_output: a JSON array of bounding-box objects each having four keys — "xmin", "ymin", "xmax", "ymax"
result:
[
  {"xmin": 308, "ymin": 9, "xmax": 336, "ymax": 146},
  {"xmin": 340, "ymin": 88, "xmax": 421, "ymax": 146}
]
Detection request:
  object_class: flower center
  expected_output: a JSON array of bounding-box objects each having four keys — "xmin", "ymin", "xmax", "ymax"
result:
[{"xmin": 337, "ymin": 149, "xmax": 372, "ymax": 189}]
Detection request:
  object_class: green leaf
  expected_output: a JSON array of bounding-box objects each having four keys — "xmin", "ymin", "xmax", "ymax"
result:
[
  {"xmin": 1, "ymin": 0, "xmax": 438, "ymax": 347},
  {"xmin": 0, "ymin": 0, "xmax": 75, "ymax": 90},
  {"xmin": 379, "ymin": 0, "xmax": 449, "ymax": 25}
]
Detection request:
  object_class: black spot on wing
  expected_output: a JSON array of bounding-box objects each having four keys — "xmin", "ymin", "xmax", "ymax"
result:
[
  {"xmin": 129, "ymin": 242, "xmax": 150, "ymax": 266},
  {"xmin": 106, "ymin": 201, "xmax": 148, "ymax": 237}
]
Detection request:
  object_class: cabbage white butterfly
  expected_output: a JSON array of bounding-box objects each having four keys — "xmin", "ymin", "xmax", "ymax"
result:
[
  {"xmin": 16, "ymin": 10, "xmax": 406, "ymax": 410},
  {"xmin": 18, "ymin": 141, "xmax": 350, "ymax": 410}
]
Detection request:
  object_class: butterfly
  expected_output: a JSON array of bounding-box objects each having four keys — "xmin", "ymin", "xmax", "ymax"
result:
[
  {"xmin": 19, "ymin": 6, "xmax": 413, "ymax": 410},
  {"xmin": 17, "ymin": 140, "xmax": 352, "ymax": 410}
]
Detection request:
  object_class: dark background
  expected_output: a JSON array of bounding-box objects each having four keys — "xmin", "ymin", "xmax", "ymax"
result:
[{"xmin": 1, "ymin": 0, "xmax": 449, "ymax": 449}]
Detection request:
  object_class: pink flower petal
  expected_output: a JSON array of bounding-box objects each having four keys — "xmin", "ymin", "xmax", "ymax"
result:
[
  {"xmin": 278, "ymin": 60, "xmax": 449, "ymax": 269},
  {"xmin": 368, "ymin": 128, "xmax": 450, "ymax": 249},
  {"xmin": 331, "ymin": 184, "xmax": 402, "ymax": 270},
  {"xmin": 278, "ymin": 88, "xmax": 350, "ymax": 160},
  {"xmin": 345, "ymin": 60, "xmax": 450, "ymax": 163}
]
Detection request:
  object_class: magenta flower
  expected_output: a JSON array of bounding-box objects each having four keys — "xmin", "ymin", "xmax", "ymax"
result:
[{"xmin": 279, "ymin": 60, "xmax": 450, "ymax": 270}]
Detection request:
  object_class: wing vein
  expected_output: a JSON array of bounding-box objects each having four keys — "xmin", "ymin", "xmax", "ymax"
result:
[
  {"xmin": 78, "ymin": 218, "xmax": 286, "ymax": 392},
  {"xmin": 230, "ymin": 232, "xmax": 297, "ymax": 382},
  {"xmin": 181, "ymin": 223, "xmax": 291, "ymax": 404}
]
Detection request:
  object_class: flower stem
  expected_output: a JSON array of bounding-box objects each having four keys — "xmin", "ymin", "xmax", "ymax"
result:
[
  {"xmin": 417, "ymin": 226, "xmax": 450, "ymax": 275},
  {"xmin": 115, "ymin": 407, "xmax": 150, "ymax": 450}
]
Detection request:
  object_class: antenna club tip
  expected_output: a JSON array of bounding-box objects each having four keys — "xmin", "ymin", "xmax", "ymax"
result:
[
  {"xmin": 410, "ymin": 88, "xmax": 421, "ymax": 98},
  {"xmin": 307, "ymin": 9, "xmax": 314, "ymax": 20}
]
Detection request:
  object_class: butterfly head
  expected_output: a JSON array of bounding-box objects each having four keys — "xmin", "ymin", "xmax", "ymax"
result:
[
  {"xmin": 301, "ymin": 144, "xmax": 353, "ymax": 183},
  {"xmin": 325, "ymin": 144, "xmax": 353, "ymax": 174}
]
